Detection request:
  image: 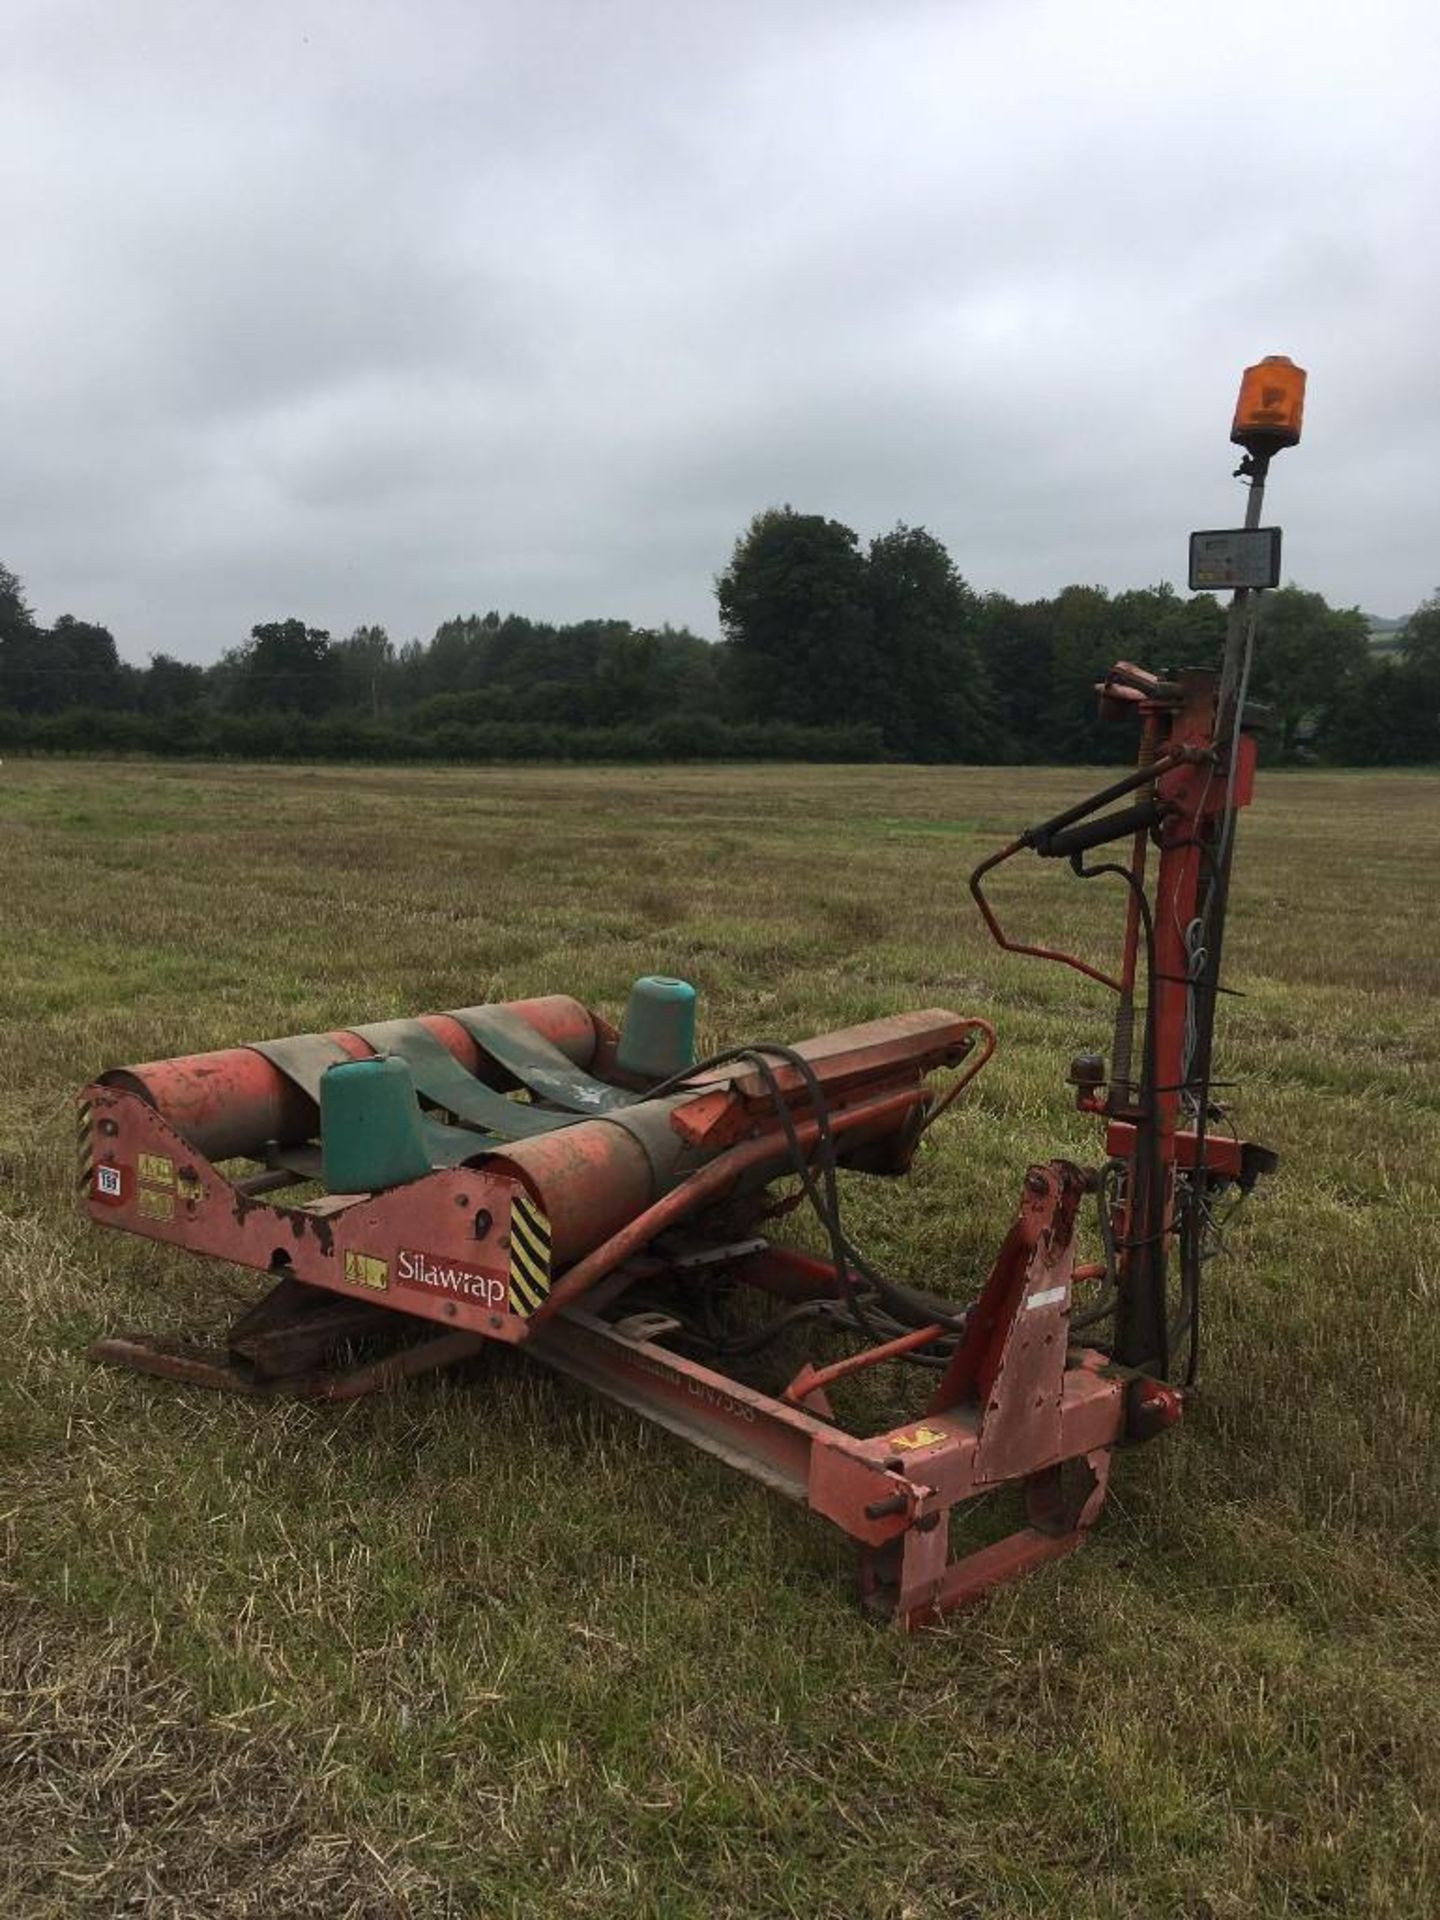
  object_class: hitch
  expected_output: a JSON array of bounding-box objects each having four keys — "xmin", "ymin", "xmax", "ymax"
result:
[{"xmin": 75, "ymin": 358, "xmax": 1302, "ymax": 1625}]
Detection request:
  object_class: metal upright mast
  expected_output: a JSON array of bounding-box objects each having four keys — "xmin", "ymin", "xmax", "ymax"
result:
[
  {"xmin": 1115, "ymin": 356, "xmax": 1306, "ymax": 1375},
  {"xmin": 1184, "ymin": 360, "xmax": 1307, "ymax": 1232}
]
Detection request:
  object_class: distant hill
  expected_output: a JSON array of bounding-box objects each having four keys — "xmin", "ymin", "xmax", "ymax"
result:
[{"xmin": 1365, "ymin": 613, "xmax": 1407, "ymax": 654}]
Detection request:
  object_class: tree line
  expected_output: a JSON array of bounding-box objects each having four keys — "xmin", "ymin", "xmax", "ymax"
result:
[{"xmin": 1, "ymin": 514, "xmax": 1436, "ymax": 765}]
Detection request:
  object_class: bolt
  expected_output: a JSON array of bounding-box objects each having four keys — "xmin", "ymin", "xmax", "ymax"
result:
[{"xmin": 1026, "ymin": 1171, "xmax": 1048, "ymax": 1195}]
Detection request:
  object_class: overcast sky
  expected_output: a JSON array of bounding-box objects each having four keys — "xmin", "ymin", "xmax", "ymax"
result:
[{"xmin": 3, "ymin": 0, "xmax": 1435, "ymax": 663}]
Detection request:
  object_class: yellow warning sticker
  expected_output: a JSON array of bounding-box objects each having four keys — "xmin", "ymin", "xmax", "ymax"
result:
[
  {"xmin": 507, "ymin": 1194, "xmax": 551, "ymax": 1319},
  {"xmin": 138, "ymin": 1187, "xmax": 175, "ymax": 1222},
  {"xmin": 344, "ymin": 1251, "xmax": 389, "ymax": 1292},
  {"xmin": 76, "ymin": 1100, "xmax": 94, "ymax": 1193},
  {"xmin": 138, "ymin": 1153, "xmax": 174, "ymax": 1187},
  {"xmin": 887, "ymin": 1424, "xmax": 947, "ymax": 1452}
]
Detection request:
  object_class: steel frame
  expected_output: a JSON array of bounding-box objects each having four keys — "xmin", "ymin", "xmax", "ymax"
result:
[
  {"xmin": 76, "ymin": 656, "xmax": 1254, "ymax": 1626},
  {"xmin": 87, "ymin": 1144, "xmax": 1136, "ymax": 1628}
]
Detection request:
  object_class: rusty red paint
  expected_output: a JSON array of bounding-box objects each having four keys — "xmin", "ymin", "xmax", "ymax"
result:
[
  {"xmin": 528, "ymin": 1084, "xmax": 927, "ymax": 1325},
  {"xmin": 77, "ymin": 647, "xmax": 1253, "ymax": 1630},
  {"xmin": 782, "ymin": 1321, "xmax": 947, "ymax": 1409},
  {"xmin": 102, "ymin": 993, "xmax": 601, "ymax": 1162}
]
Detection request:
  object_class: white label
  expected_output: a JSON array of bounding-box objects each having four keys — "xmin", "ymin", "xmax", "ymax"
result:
[
  {"xmin": 396, "ymin": 1247, "xmax": 506, "ymax": 1308},
  {"xmin": 1025, "ymin": 1284, "xmax": 1068, "ymax": 1312},
  {"xmin": 96, "ymin": 1166, "xmax": 122, "ymax": 1198}
]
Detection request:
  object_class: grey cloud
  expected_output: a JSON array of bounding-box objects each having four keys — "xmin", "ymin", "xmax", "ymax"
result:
[{"xmin": 1, "ymin": 0, "xmax": 1436, "ymax": 661}]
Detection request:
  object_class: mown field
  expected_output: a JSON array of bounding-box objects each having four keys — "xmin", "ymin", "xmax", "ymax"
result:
[{"xmin": 2, "ymin": 757, "xmax": 1438, "ymax": 1919}]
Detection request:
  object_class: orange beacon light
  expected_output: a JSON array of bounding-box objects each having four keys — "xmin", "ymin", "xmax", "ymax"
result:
[{"xmin": 1231, "ymin": 355, "xmax": 1307, "ymax": 457}]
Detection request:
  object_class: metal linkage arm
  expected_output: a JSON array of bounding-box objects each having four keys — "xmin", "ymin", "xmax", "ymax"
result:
[
  {"xmin": 969, "ymin": 750, "xmax": 1195, "ymax": 994},
  {"xmin": 1032, "ymin": 799, "xmax": 1166, "ymax": 861}
]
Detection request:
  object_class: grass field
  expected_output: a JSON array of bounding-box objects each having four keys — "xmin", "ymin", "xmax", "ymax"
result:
[{"xmin": 2, "ymin": 757, "xmax": 1438, "ymax": 1918}]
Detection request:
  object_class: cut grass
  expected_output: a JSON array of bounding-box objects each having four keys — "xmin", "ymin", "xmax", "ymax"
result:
[
  {"xmin": 0, "ymin": 1570, "xmax": 444, "ymax": 1919},
  {"xmin": 1, "ymin": 757, "xmax": 1438, "ymax": 1917}
]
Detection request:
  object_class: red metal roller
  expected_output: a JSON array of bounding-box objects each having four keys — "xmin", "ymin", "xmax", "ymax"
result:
[
  {"xmin": 484, "ymin": 1123, "xmax": 659, "ymax": 1267},
  {"xmin": 101, "ymin": 994, "xmax": 601, "ymax": 1162}
]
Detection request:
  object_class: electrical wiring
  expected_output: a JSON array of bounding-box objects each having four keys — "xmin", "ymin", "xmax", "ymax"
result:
[
  {"xmin": 1068, "ymin": 850, "xmax": 1170, "ymax": 1378},
  {"xmin": 639, "ymin": 1040, "xmax": 971, "ymax": 1368},
  {"xmin": 638, "ymin": 688, "xmax": 1255, "ymax": 1389},
  {"xmin": 1172, "ymin": 580, "xmax": 1263, "ymax": 1384}
]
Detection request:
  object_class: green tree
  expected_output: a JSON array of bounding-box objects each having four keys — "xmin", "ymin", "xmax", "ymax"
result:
[
  {"xmin": 142, "ymin": 654, "xmax": 207, "ymax": 715},
  {"xmin": 0, "ymin": 582, "xmax": 130, "ymax": 714},
  {"xmin": 1336, "ymin": 592, "xmax": 1440, "ymax": 764},
  {"xmin": 593, "ymin": 627, "xmax": 662, "ymax": 724},
  {"xmin": 1041, "ymin": 585, "xmax": 1119, "ymax": 761},
  {"xmin": 0, "ymin": 562, "xmax": 45, "ymax": 711},
  {"xmin": 866, "ymin": 524, "xmax": 998, "ymax": 760},
  {"xmin": 1249, "ymin": 587, "xmax": 1371, "ymax": 755},
  {"xmin": 1150, "ymin": 589, "xmax": 1227, "ymax": 671},
  {"xmin": 0, "ymin": 561, "xmax": 34, "ymax": 644},
  {"xmin": 1383, "ymin": 591, "xmax": 1440, "ymax": 760},
  {"xmin": 229, "ymin": 619, "xmax": 338, "ymax": 716},
  {"xmin": 1107, "ymin": 583, "xmax": 1227, "ymax": 675},
  {"xmin": 424, "ymin": 615, "xmax": 495, "ymax": 696},
  {"xmin": 716, "ymin": 508, "xmax": 879, "ymax": 730},
  {"xmin": 975, "ymin": 593, "xmax": 1053, "ymax": 759},
  {"xmin": 1400, "ymin": 591, "xmax": 1440, "ymax": 677},
  {"xmin": 50, "ymin": 614, "xmax": 126, "ymax": 709},
  {"xmin": 653, "ymin": 626, "xmax": 723, "ymax": 719},
  {"xmin": 334, "ymin": 625, "xmax": 396, "ymax": 715}
]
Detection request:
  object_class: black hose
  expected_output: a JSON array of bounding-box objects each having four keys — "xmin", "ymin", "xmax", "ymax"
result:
[
  {"xmin": 642, "ymin": 1041, "xmax": 968, "ymax": 1348},
  {"xmin": 1070, "ymin": 855, "xmax": 1169, "ymax": 1377}
]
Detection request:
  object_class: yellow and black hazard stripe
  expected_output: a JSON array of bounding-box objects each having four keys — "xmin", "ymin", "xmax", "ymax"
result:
[
  {"xmin": 507, "ymin": 1192, "xmax": 552, "ymax": 1318},
  {"xmin": 77, "ymin": 1098, "xmax": 94, "ymax": 1193}
]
